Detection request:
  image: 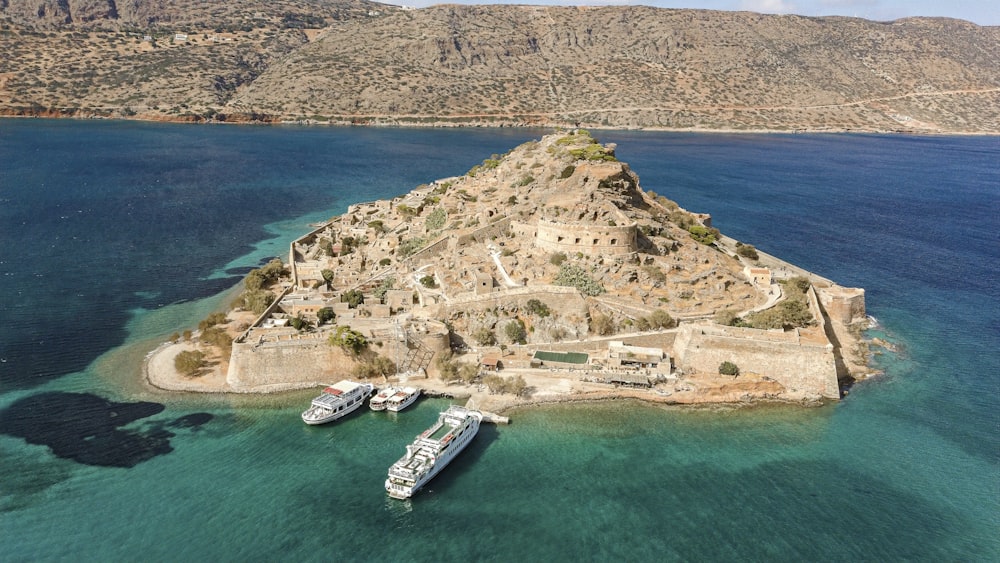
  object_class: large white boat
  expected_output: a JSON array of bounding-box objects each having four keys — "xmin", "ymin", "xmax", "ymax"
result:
[
  {"xmin": 369, "ymin": 387, "xmax": 397, "ymax": 411},
  {"xmin": 386, "ymin": 386, "xmax": 421, "ymax": 412},
  {"xmin": 301, "ymin": 380, "xmax": 374, "ymax": 425},
  {"xmin": 385, "ymin": 405, "xmax": 482, "ymax": 499}
]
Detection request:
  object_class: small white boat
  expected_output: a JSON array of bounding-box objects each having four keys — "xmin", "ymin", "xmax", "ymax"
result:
[
  {"xmin": 386, "ymin": 387, "xmax": 421, "ymax": 412},
  {"xmin": 301, "ymin": 380, "xmax": 374, "ymax": 425},
  {"xmin": 385, "ymin": 405, "xmax": 482, "ymax": 499},
  {"xmin": 369, "ymin": 387, "xmax": 398, "ymax": 411}
]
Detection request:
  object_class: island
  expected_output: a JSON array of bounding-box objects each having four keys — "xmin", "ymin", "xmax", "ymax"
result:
[{"xmin": 146, "ymin": 131, "xmax": 871, "ymax": 412}]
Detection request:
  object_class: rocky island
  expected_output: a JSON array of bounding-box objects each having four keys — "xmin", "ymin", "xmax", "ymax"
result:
[{"xmin": 146, "ymin": 131, "xmax": 871, "ymax": 411}]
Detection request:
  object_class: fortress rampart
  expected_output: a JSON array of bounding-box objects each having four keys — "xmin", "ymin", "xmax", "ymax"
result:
[
  {"xmin": 671, "ymin": 323, "xmax": 839, "ymax": 399},
  {"xmin": 511, "ymin": 219, "xmax": 637, "ymax": 256},
  {"xmin": 455, "ymin": 216, "xmax": 513, "ymax": 247},
  {"xmin": 227, "ymin": 337, "xmax": 348, "ymax": 391},
  {"xmin": 404, "ymin": 234, "xmax": 450, "ymax": 264},
  {"xmin": 816, "ymin": 286, "xmax": 867, "ymax": 325},
  {"xmin": 445, "ymin": 285, "xmax": 587, "ymax": 313}
]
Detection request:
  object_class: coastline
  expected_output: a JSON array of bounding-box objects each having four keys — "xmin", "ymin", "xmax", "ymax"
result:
[
  {"xmin": 142, "ymin": 321, "xmax": 863, "ymax": 413},
  {"xmin": 2, "ymin": 113, "xmax": 997, "ymax": 136}
]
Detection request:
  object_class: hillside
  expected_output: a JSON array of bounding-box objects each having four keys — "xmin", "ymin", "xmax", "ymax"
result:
[{"xmin": 1, "ymin": 1, "xmax": 998, "ymax": 132}]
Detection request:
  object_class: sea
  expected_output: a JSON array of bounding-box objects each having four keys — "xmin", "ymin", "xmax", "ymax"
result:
[{"xmin": 0, "ymin": 120, "xmax": 997, "ymax": 561}]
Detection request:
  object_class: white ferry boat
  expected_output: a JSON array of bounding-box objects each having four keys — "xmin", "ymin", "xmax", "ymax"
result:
[
  {"xmin": 386, "ymin": 387, "xmax": 421, "ymax": 412},
  {"xmin": 369, "ymin": 387, "xmax": 397, "ymax": 411},
  {"xmin": 301, "ymin": 380, "xmax": 374, "ymax": 425},
  {"xmin": 385, "ymin": 405, "xmax": 482, "ymax": 499}
]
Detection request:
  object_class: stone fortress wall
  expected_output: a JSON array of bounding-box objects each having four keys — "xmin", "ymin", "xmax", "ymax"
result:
[
  {"xmin": 671, "ymin": 323, "xmax": 839, "ymax": 399},
  {"xmin": 444, "ymin": 285, "xmax": 588, "ymax": 314},
  {"xmin": 816, "ymin": 286, "xmax": 866, "ymax": 325},
  {"xmin": 511, "ymin": 218, "xmax": 637, "ymax": 256},
  {"xmin": 227, "ymin": 337, "xmax": 344, "ymax": 391}
]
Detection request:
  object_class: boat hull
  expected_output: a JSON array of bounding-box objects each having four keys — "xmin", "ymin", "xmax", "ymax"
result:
[
  {"xmin": 386, "ymin": 388, "xmax": 421, "ymax": 412},
  {"xmin": 385, "ymin": 406, "xmax": 481, "ymax": 499},
  {"xmin": 301, "ymin": 382, "xmax": 373, "ymax": 425}
]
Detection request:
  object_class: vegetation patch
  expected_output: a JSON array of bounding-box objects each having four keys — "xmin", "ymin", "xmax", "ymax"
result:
[{"xmin": 554, "ymin": 264, "xmax": 605, "ymax": 296}]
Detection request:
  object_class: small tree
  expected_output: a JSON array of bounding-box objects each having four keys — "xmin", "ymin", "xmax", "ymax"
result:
[
  {"xmin": 321, "ymin": 269, "xmax": 335, "ymax": 291},
  {"xmin": 473, "ymin": 327, "xmax": 497, "ymax": 346},
  {"xmin": 316, "ymin": 307, "xmax": 336, "ymax": 325},
  {"xmin": 289, "ymin": 313, "xmax": 313, "ymax": 332},
  {"xmin": 458, "ymin": 364, "xmax": 479, "ymax": 384},
  {"xmin": 341, "ymin": 289, "xmax": 364, "ymax": 308},
  {"xmin": 649, "ymin": 308, "xmax": 676, "ymax": 329},
  {"xmin": 504, "ymin": 319, "xmax": 527, "ymax": 345},
  {"xmin": 719, "ymin": 361, "xmax": 740, "ymax": 377},
  {"xmin": 420, "ymin": 275, "xmax": 437, "ymax": 288},
  {"xmin": 506, "ymin": 374, "xmax": 527, "ymax": 396},
  {"xmin": 352, "ymin": 355, "xmax": 396, "ymax": 378},
  {"xmin": 483, "ymin": 374, "xmax": 506, "ymax": 394},
  {"xmin": 329, "ymin": 326, "xmax": 368, "ymax": 357}
]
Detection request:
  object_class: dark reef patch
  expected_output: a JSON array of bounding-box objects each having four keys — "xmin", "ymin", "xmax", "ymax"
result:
[
  {"xmin": 166, "ymin": 412, "xmax": 214, "ymax": 429},
  {"xmin": 0, "ymin": 392, "xmax": 177, "ymax": 467}
]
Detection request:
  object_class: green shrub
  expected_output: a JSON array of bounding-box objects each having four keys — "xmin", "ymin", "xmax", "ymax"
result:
[
  {"xmin": 559, "ymin": 165, "xmax": 576, "ymax": 179},
  {"xmin": 473, "ymin": 327, "xmax": 497, "ymax": 346},
  {"xmin": 317, "ymin": 307, "xmax": 336, "ymax": 325},
  {"xmin": 736, "ymin": 244, "xmax": 759, "ymax": 260},
  {"xmin": 329, "ymin": 325, "xmax": 368, "ymax": 356},
  {"xmin": 687, "ymin": 225, "xmax": 719, "ymax": 245},
  {"xmin": 649, "ymin": 309, "xmax": 676, "ymax": 329},
  {"xmin": 719, "ymin": 361, "xmax": 740, "ymax": 376},
  {"xmin": 397, "ymin": 237, "xmax": 426, "ymax": 258},
  {"xmin": 241, "ymin": 289, "xmax": 275, "ymax": 315},
  {"xmin": 743, "ymin": 299, "xmax": 813, "ymax": 330},
  {"xmin": 554, "ymin": 264, "xmax": 605, "ymax": 296},
  {"xmin": 175, "ymin": 350, "xmax": 206, "ymax": 377},
  {"xmin": 341, "ymin": 289, "xmax": 364, "ymax": 308},
  {"xmin": 373, "ymin": 277, "xmax": 395, "ymax": 301},
  {"xmin": 504, "ymin": 319, "xmax": 527, "ymax": 344},
  {"xmin": 549, "ymin": 252, "xmax": 567, "ymax": 266},
  {"xmin": 525, "ymin": 299, "xmax": 550, "ymax": 318},
  {"xmin": 425, "ymin": 207, "xmax": 447, "ymax": 231}
]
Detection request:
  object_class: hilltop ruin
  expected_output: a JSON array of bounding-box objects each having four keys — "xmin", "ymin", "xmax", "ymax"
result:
[{"xmin": 204, "ymin": 131, "xmax": 868, "ymax": 403}]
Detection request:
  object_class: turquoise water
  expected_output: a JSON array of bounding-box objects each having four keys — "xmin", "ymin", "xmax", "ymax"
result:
[{"xmin": 1, "ymin": 121, "xmax": 997, "ymax": 560}]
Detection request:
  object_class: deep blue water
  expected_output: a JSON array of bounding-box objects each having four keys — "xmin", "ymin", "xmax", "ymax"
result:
[{"xmin": 1, "ymin": 120, "xmax": 997, "ymax": 560}]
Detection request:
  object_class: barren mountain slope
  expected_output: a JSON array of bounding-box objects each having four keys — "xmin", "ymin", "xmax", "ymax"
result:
[
  {"xmin": 2, "ymin": 2, "xmax": 997, "ymax": 131},
  {"xmin": 234, "ymin": 6, "xmax": 999, "ymax": 131}
]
